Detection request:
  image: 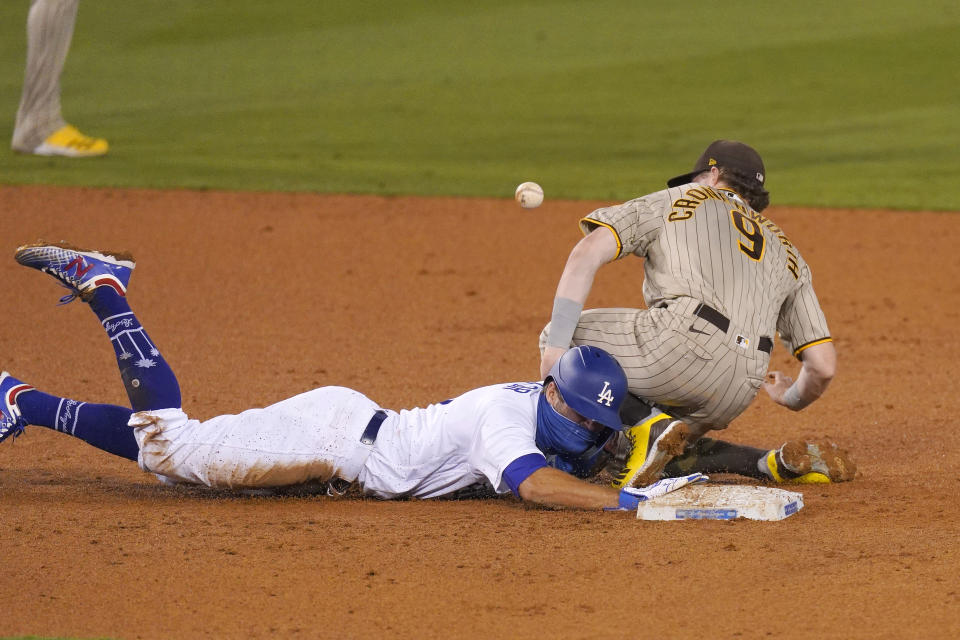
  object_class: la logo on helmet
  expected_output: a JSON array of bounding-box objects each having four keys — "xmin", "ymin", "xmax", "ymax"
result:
[{"xmin": 597, "ymin": 381, "xmax": 615, "ymax": 407}]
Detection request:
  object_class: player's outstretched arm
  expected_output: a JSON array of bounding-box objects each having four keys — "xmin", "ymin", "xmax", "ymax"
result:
[
  {"xmin": 763, "ymin": 342, "xmax": 837, "ymax": 411},
  {"xmin": 518, "ymin": 466, "xmax": 703, "ymax": 511},
  {"xmin": 540, "ymin": 228, "xmax": 620, "ymax": 377},
  {"xmin": 517, "ymin": 466, "xmax": 623, "ymax": 510}
]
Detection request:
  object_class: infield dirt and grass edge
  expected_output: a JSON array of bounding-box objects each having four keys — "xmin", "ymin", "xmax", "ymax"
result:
[{"xmin": 0, "ymin": 1, "xmax": 958, "ymax": 210}]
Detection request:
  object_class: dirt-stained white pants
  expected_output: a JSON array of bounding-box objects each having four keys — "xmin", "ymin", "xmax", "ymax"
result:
[{"xmin": 131, "ymin": 386, "xmax": 382, "ymax": 489}]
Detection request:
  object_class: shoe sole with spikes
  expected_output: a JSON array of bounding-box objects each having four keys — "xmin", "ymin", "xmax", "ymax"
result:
[
  {"xmin": 767, "ymin": 440, "xmax": 857, "ymax": 483},
  {"xmin": 15, "ymin": 242, "xmax": 135, "ymax": 303},
  {"xmin": 611, "ymin": 416, "xmax": 690, "ymax": 489}
]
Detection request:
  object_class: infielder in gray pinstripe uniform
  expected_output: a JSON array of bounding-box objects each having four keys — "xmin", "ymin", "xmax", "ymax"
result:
[
  {"xmin": 540, "ymin": 140, "xmax": 845, "ymax": 486},
  {"xmin": 11, "ymin": 0, "xmax": 108, "ymax": 157}
]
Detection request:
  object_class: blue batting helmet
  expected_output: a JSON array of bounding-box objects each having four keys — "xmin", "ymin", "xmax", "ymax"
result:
[{"xmin": 547, "ymin": 345, "xmax": 627, "ymax": 431}]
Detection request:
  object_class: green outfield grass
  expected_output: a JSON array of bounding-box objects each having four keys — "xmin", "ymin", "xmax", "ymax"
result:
[{"xmin": 1, "ymin": 0, "xmax": 958, "ymax": 209}]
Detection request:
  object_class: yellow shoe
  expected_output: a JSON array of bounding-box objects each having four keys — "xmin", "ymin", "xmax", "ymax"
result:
[
  {"xmin": 610, "ymin": 415, "xmax": 689, "ymax": 489},
  {"xmin": 763, "ymin": 441, "xmax": 857, "ymax": 484},
  {"xmin": 31, "ymin": 125, "xmax": 108, "ymax": 158}
]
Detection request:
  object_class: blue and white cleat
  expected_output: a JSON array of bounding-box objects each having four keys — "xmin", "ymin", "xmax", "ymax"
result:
[
  {"xmin": 0, "ymin": 372, "xmax": 34, "ymax": 444},
  {"xmin": 15, "ymin": 242, "xmax": 135, "ymax": 304}
]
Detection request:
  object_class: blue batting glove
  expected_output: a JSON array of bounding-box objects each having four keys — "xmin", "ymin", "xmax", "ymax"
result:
[
  {"xmin": 617, "ymin": 487, "xmax": 644, "ymax": 511},
  {"xmin": 607, "ymin": 473, "xmax": 708, "ymax": 511}
]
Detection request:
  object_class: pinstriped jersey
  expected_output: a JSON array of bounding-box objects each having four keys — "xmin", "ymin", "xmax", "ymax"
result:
[{"xmin": 580, "ymin": 184, "xmax": 831, "ymax": 357}]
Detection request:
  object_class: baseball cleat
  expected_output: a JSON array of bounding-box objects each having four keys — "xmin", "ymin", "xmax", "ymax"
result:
[
  {"xmin": 15, "ymin": 242, "xmax": 135, "ymax": 304},
  {"xmin": 611, "ymin": 416, "xmax": 690, "ymax": 489},
  {"xmin": 27, "ymin": 125, "xmax": 109, "ymax": 158},
  {"xmin": 0, "ymin": 372, "xmax": 34, "ymax": 444},
  {"xmin": 762, "ymin": 440, "xmax": 857, "ymax": 483}
]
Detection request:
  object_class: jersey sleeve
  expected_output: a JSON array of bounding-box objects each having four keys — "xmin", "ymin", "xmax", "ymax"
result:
[
  {"xmin": 578, "ymin": 192, "xmax": 666, "ymax": 259},
  {"xmin": 502, "ymin": 453, "xmax": 548, "ymax": 496},
  {"xmin": 471, "ymin": 403, "xmax": 545, "ymax": 495},
  {"xmin": 777, "ymin": 266, "xmax": 832, "ymax": 358}
]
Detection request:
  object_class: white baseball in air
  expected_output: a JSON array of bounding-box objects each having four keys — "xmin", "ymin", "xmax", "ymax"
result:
[{"xmin": 515, "ymin": 181, "xmax": 544, "ymax": 209}]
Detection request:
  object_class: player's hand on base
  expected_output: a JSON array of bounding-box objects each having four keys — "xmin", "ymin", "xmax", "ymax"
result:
[
  {"xmin": 539, "ymin": 346, "xmax": 566, "ymax": 379},
  {"xmin": 609, "ymin": 474, "xmax": 708, "ymax": 511},
  {"xmin": 763, "ymin": 371, "xmax": 794, "ymax": 405}
]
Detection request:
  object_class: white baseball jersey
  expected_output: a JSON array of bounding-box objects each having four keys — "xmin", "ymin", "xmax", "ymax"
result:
[
  {"xmin": 359, "ymin": 382, "xmax": 544, "ymax": 499},
  {"xmin": 132, "ymin": 382, "xmax": 545, "ymax": 498}
]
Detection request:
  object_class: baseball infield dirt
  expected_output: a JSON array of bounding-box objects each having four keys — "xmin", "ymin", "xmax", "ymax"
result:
[{"xmin": 1, "ymin": 185, "xmax": 958, "ymax": 639}]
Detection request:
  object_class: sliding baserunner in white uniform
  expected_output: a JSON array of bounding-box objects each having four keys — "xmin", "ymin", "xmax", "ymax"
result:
[{"xmin": 1, "ymin": 243, "xmax": 706, "ymax": 511}]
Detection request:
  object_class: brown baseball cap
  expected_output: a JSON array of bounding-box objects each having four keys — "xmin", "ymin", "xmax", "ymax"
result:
[{"xmin": 666, "ymin": 140, "xmax": 766, "ymax": 188}]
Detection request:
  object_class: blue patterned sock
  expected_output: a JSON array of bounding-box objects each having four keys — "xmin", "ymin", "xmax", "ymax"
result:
[
  {"xmin": 16, "ymin": 388, "xmax": 138, "ymax": 461},
  {"xmin": 89, "ymin": 288, "xmax": 182, "ymax": 411}
]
